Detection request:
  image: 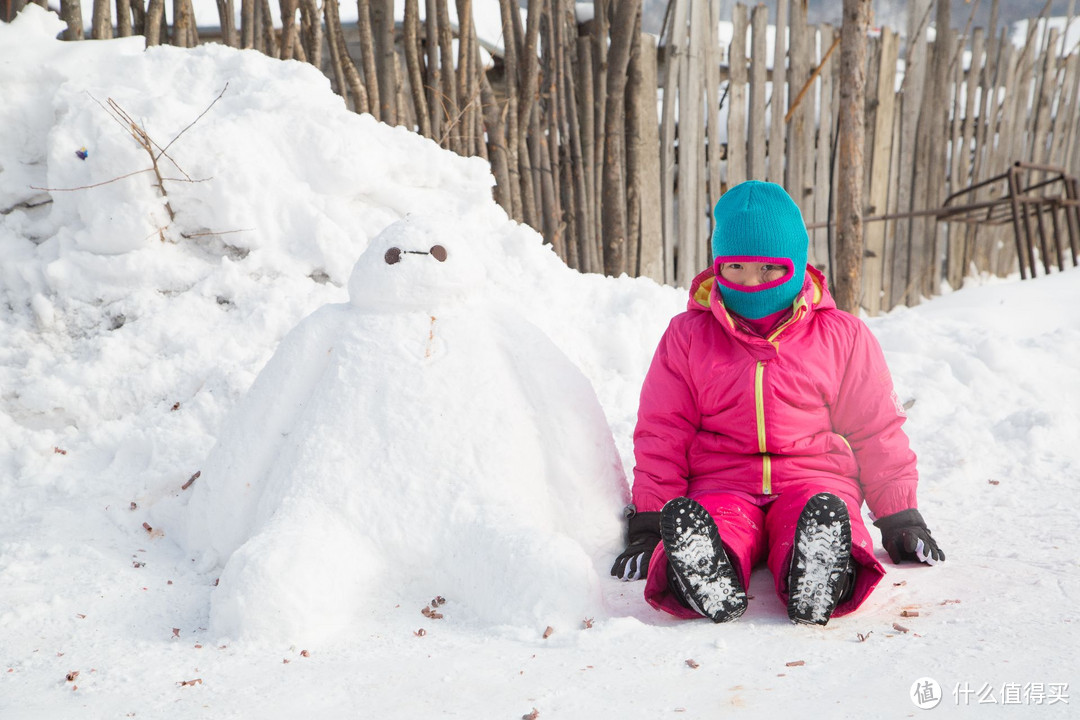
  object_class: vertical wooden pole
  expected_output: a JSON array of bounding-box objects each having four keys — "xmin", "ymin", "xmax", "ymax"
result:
[
  {"xmin": 675, "ymin": 0, "xmax": 704, "ymax": 286},
  {"xmin": 601, "ymin": 0, "xmax": 640, "ymax": 277},
  {"xmin": 768, "ymin": 0, "xmax": 787, "ymax": 185},
  {"xmin": 863, "ymin": 27, "xmax": 898, "ymax": 316},
  {"xmin": 637, "ymin": 31, "xmax": 664, "ymax": 283},
  {"xmin": 704, "ymin": 0, "xmax": 723, "ymax": 214},
  {"xmin": 811, "ymin": 23, "xmax": 836, "ymax": 273},
  {"xmin": 498, "ymin": 0, "xmax": 523, "ymax": 222},
  {"xmin": 748, "ymin": 4, "xmax": 768, "ymax": 180},
  {"xmin": 834, "ymin": 0, "xmax": 869, "ymax": 314},
  {"xmin": 661, "ymin": 0, "xmax": 688, "ymax": 282},
  {"xmin": 726, "ymin": 3, "xmax": 749, "ymax": 190},
  {"xmin": 889, "ymin": 0, "xmax": 930, "ymax": 308}
]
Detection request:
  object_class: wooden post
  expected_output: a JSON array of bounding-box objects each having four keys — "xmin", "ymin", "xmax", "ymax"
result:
[
  {"xmin": 403, "ymin": 0, "xmax": 431, "ymax": 138},
  {"xmin": 970, "ymin": 26, "xmax": 1007, "ymax": 274},
  {"xmin": 768, "ymin": 0, "xmax": 787, "ymax": 185},
  {"xmin": 726, "ymin": 3, "xmax": 749, "ymax": 189},
  {"xmin": 117, "ymin": 0, "xmax": 133, "ymax": 36},
  {"xmin": 637, "ymin": 31, "xmax": 664, "ymax": 283},
  {"xmin": 748, "ymin": 4, "xmax": 768, "ymax": 180},
  {"xmin": 834, "ymin": 0, "xmax": 869, "ymax": 314},
  {"xmin": 704, "ymin": 0, "xmax": 723, "ymax": 214},
  {"xmin": 456, "ymin": 0, "xmax": 476, "ymax": 156},
  {"xmin": 240, "ymin": 0, "xmax": 252, "ymax": 48},
  {"xmin": 497, "ymin": 0, "xmax": 523, "ymax": 222},
  {"xmin": 577, "ymin": 31, "xmax": 597, "ymax": 269},
  {"xmin": 811, "ymin": 23, "xmax": 837, "ymax": 274},
  {"xmin": 61, "ymin": 0, "xmax": 84, "ymax": 39},
  {"xmin": 919, "ymin": 0, "xmax": 952, "ymax": 300},
  {"xmin": 625, "ymin": 7, "xmax": 646, "ymax": 276},
  {"xmin": 592, "ymin": 0, "xmax": 609, "ymax": 255},
  {"xmin": 145, "ymin": 0, "xmax": 164, "ymax": 45},
  {"xmin": 91, "ymin": 0, "xmax": 112, "ymax": 38},
  {"xmin": 215, "ymin": 0, "xmax": 237, "ymax": 47},
  {"xmin": 259, "ymin": 0, "xmax": 278, "ymax": 57},
  {"xmin": 889, "ymin": 0, "xmax": 930, "ymax": 308},
  {"xmin": 601, "ymin": 0, "xmax": 640, "ymax": 277},
  {"xmin": 280, "ymin": 0, "xmax": 299, "ymax": 58},
  {"xmin": 372, "ymin": 0, "xmax": 399, "ymax": 126},
  {"xmin": 518, "ymin": 0, "xmax": 541, "ymax": 230},
  {"xmin": 957, "ymin": 27, "xmax": 984, "ymax": 276},
  {"xmin": 563, "ymin": 14, "xmax": 595, "ymax": 272},
  {"xmin": 862, "ymin": 27, "xmax": 898, "ymax": 316},
  {"xmin": 661, "ymin": 0, "xmax": 689, "ymax": 283},
  {"xmin": 787, "ymin": 0, "xmax": 808, "ymax": 207},
  {"xmin": 675, "ymin": 0, "xmax": 704, "ymax": 287},
  {"xmin": 324, "ymin": 1, "xmax": 347, "ymax": 96}
]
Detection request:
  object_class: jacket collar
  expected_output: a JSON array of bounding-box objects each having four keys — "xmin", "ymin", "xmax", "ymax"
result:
[{"xmin": 687, "ymin": 264, "xmax": 833, "ymax": 342}]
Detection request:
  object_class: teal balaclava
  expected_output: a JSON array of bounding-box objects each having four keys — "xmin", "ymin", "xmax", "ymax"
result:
[{"xmin": 710, "ymin": 180, "xmax": 808, "ymax": 319}]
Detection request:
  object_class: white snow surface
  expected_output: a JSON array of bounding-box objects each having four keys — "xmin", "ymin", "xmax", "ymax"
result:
[{"xmin": 2, "ymin": 7, "xmax": 1079, "ymax": 718}]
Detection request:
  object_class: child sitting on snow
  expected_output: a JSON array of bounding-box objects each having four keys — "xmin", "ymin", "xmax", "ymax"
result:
[{"xmin": 611, "ymin": 180, "xmax": 944, "ymax": 625}]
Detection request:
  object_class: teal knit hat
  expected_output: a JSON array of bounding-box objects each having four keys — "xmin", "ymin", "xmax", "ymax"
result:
[{"xmin": 710, "ymin": 181, "xmax": 808, "ymax": 319}]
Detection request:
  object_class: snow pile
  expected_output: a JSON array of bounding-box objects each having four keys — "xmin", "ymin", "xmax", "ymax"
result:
[{"xmin": 178, "ymin": 215, "xmax": 629, "ymax": 643}]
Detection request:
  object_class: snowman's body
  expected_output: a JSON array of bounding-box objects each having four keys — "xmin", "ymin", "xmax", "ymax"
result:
[{"xmin": 184, "ymin": 217, "xmax": 629, "ymax": 643}]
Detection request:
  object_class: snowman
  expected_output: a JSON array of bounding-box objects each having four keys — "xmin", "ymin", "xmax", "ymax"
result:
[{"xmin": 183, "ymin": 215, "xmax": 629, "ymax": 644}]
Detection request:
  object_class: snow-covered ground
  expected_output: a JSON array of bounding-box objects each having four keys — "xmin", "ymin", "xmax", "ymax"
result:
[{"xmin": 2, "ymin": 7, "xmax": 1078, "ymax": 718}]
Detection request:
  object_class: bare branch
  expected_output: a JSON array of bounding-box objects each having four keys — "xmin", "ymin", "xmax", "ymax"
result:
[
  {"xmin": 31, "ymin": 167, "xmax": 156, "ymax": 192},
  {"xmin": 157, "ymin": 83, "xmax": 229, "ymax": 159}
]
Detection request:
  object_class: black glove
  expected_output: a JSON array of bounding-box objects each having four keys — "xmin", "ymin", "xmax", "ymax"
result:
[
  {"xmin": 610, "ymin": 507, "xmax": 662, "ymax": 581},
  {"xmin": 874, "ymin": 509, "xmax": 945, "ymax": 565}
]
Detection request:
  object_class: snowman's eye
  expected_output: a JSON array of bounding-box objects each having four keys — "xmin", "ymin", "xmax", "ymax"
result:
[
  {"xmin": 384, "ymin": 247, "xmax": 402, "ymax": 265},
  {"xmin": 430, "ymin": 245, "xmax": 447, "ymax": 262}
]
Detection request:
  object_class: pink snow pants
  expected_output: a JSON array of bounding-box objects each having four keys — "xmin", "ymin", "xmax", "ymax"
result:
[{"xmin": 643, "ymin": 487, "xmax": 885, "ymax": 620}]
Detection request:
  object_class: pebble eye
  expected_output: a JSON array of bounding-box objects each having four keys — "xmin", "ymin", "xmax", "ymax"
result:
[
  {"xmin": 384, "ymin": 247, "xmax": 402, "ymax": 265},
  {"xmin": 430, "ymin": 245, "xmax": 447, "ymax": 262}
]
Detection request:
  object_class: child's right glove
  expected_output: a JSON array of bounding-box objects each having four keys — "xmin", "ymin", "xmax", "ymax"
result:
[
  {"xmin": 874, "ymin": 509, "xmax": 945, "ymax": 565},
  {"xmin": 610, "ymin": 506, "xmax": 662, "ymax": 581}
]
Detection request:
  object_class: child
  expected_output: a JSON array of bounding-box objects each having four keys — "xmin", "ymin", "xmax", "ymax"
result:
[{"xmin": 611, "ymin": 180, "xmax": 944, "ymax": 625}]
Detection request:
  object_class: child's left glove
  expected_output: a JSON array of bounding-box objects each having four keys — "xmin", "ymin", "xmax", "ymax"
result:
[
  {"xmin": 610, "ymin": 507, "xmax": 662, "ymax": 580},
  {"xmin": 874, "ymin": 509, "xmax": 945, "ymax": 565}
]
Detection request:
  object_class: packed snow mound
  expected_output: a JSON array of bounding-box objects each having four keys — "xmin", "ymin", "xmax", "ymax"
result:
[{"xmin": 182, "ymin": 216, "xmax": 631, "ymax": 644}]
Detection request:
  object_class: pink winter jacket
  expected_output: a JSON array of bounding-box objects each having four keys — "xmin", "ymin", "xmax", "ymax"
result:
[{"xmin": 631, "ymin": 265, "xmax": 919, "ymax": 520}]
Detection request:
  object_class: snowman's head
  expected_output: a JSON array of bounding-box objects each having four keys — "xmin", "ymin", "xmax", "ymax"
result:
[{"xmin": 348, "ymin": 214, "xmax": 487, "ymax": 311}]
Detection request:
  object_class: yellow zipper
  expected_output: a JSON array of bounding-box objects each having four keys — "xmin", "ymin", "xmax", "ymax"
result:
[
  {"xmin": 754, "ymin": 361, "xmax": 771, "ymax": 494},
  {"xmin": 755, "ymin": 293, "xmax": 814, "ymax": 493}
]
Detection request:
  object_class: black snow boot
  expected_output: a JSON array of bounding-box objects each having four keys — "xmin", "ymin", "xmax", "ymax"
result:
[
  {"xmin": 787, "ymin": 492, "xmax": 853, "ymax": 626},
  {"xmin": 660, "ymin": 497, "xmax": 747, "ymax": 623}
]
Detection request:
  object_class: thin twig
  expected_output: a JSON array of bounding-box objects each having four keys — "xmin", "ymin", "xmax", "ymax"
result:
[
  {"xmin": 437, "ymin": 84, "xmax": 485, "ymax": 148},
  {"xmin": 158, "ymin": 83, "xmax": 229, "ymax": 159},
  {"xmin": 180, "ymin": 228, "xmax": 254, "ymax": 238},
  {"xmin": 31, "ymin": 167, "xmax": 157, "ymax": 192}
]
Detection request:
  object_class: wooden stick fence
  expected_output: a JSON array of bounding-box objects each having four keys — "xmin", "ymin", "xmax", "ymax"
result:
[{"xmin": 34, "ymin": 0, "xmax": 1080, "ymax": 314}]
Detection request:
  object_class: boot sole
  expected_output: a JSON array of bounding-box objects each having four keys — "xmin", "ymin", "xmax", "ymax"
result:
[
  {"xmin": 787, "ymin": 492, "xmax": 852, "ymax": 626},
  {"xmin": 660, "ymin": 497, "xmax": 747, "ymax": 623}
]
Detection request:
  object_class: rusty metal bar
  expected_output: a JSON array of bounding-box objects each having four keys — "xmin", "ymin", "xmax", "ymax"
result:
[
  {"xmin": 1034, "ymin": 203, "xmax": 1051, "ymax": 275},
  {"xmin": 1007, "ymin": 165, "xmax": 1031, "ymax": 279},
  {"xmin": 1050, "ymin": 202, "xmax": 1065, "ymax": 272},
  {"xmin": 1013, "ymin": 160, "xmax": 1072, "ymax": 174},
  {"xmin": 1067, "ymin": 177, "xmax": 1080, "ymax": 266},
  {"xmin": 806, "ymin": 162, "xmax": 1080, "ymax": 280}
]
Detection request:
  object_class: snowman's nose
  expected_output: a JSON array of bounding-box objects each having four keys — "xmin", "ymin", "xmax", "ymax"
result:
[{"xmin": 384, "ymin": 245, "xmax": 449, "ymax": 265}]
